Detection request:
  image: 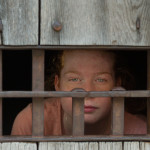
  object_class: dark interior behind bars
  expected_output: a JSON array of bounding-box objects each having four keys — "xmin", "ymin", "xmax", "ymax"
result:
[{"xmin": 2, "ymin": 50, "xmax": 147, "ymax": 135}]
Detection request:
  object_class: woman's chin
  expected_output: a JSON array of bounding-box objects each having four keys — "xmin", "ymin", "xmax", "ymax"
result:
[{"xmin": 84, "ymin": 117, "xmax": 99, "ymax": 124}]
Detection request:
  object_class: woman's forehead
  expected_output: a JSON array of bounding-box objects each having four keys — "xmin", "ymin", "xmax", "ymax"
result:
[{"xmin": 63, "ymin": 50, "xmax": 115, "ymax": 63}]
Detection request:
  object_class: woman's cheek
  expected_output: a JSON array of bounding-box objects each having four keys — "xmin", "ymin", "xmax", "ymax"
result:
[{"xmin": 60, "ymin": 98, "xmax": 72, "ymax": 116}]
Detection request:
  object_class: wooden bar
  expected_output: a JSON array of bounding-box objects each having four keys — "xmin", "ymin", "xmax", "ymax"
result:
[
  {"xmin": 1, "ymin": 45, "xmax": 150, "ymax": 50},
  {"xmin": 112, "ymin": 97, "xmax": 124, "ymax": 135},
  {"xmin": 32, "ymin": 50, "xmax": 44, "ymax": 136},
  {"xmin": 72, "ymin": 97, "xmax": 84, "ymax": 135},
  {"xmin": 72, "ymin": 88, "xmax": 85, "ymax": 135},
  {"xmin": 147, "ymin": 51, "xmax": 150, "ymax": 134},
  {"xmin": 2, "ymin": 135, "xmax": 150, "ymax": 142},
  {"xmin": 0, "ymin": 50, "xmax": 2, "ymax": 136},
  {"xmin": 0, "ymin": 90, "xmax": 149, "ymax": 98}
]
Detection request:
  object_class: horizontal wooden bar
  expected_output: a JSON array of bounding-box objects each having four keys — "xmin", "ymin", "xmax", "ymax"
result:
[
  {"xmin": 0, "ymin": 45, "xmax": 150, "ymax": 50},
  {"xmin": 1, "ymin": 135, "xmax": 150, "ymax": 142},
  {"xmin": 1, "ymin": 90, "xmax": 150, "ymax": 98}
]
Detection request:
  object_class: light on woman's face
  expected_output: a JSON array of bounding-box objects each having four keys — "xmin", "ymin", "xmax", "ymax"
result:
[{"xmin": 55, "ymin": 50, "xmax": 115, "ymax": 124}]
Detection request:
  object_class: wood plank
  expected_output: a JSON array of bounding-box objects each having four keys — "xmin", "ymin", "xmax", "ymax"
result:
[
  {"xmin": 32, "ymin": 50, "xmax": 44, "ymax": 136},
  {"xmin": 39, "ymin": 142, "xmax": 47, "ymax": 150},
  {"xmin": 1, "ymin": 45, "xmax": 150, "ymax": 50},
  {"xmin": 41, "ymin": 0, "xmax": 61, "ymax": 45},
  {"xmin": 147, "ymin": 51, "xmax": 150, "ymax": 133},
  {"xmin": 72, "ymin": 88, "xmax": 84, "ymax": 136},
  {"xmin": 39, "ymin": 142, "xmax": 82, "ymax": 150},
  {"xmin": 2, "ymin": 142, "xmax": 37, "ymax": 150},
  {"xmin": 124, "ymin": 142, "xmax": 140, "ymax": 150},
  {"xmin": 39, "ymin": 142, "xmax": 123, "ymax": 150},
  {"xmin": 78, "ymin": 142, "xmax": 88, "ymax": 150},
  {"xmin": 112, "ymin": 97, "xmax": 124, "ymax": 135},
  {"xmin": 2, "ymin": 143, "xmax": 10, "ymax": 150},
  {"xmin": 41, "ymin": 0, "xmax": 109, "ymax": 45},
  {"xmin": 99, "ymin": 142, "xmax": 122, "ymax": 150},
  {"xmin": 0, "ymin": 34, "xmax": 1, "ymax": 45},
  {"xmin": 0, "ymin": 90, "xmax": 149, "ymax": 98},
  {"xmin": 1, "ymin": 135, "xmax": 150, "ymax": 142},
  {"xmin": 0, "ymin": 0, "xmax": 38, "ymax": 45},
  {"xmin": 89, "ymin": 142, "xmax": 98, "ymax": 150},
  {"xmin": 108, "ymin": 0, "xmax": 150, "ymax": 46},
  {"xmin": 41, "ymin": 0, "xmax": 150, "ymax": 46},
  {"xmin": 0, "ymin": 50, "xmax": 2, "ymax": 136},
  {"xmin": 112, "ymin": 87, "xmax": 125, "ymax": 135},
  {"xmin": 140, "ymin": 142, "xmax": 150, "ymax": 150},
  {"xmin": 72, "ymin": 97, "xmax": 84, "ymax": 135}
]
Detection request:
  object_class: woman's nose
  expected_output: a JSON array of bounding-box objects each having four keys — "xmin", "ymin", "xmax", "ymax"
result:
[{"xmin": 81, "ymin": 81, "xmax": 95, "ymax": 91}]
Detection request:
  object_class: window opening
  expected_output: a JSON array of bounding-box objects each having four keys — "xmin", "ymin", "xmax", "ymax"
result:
[{"xmin": 2, "ymin": 50, "xmax": 32, "ymax": 135}]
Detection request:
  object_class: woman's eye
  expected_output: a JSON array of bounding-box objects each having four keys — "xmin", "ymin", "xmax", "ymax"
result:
[
  {"xmin": 69, "ymin": 78, "xmax": 80, "ymax": 82},
  {"xmin": 96, "ymin": 78, "xmax": 106, "ymax": 82}
]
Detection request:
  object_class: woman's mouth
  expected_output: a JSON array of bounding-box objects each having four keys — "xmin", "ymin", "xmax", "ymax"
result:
[{"xmin": 84, "ymin": 105, "xmax": 97, "ymax": 113}]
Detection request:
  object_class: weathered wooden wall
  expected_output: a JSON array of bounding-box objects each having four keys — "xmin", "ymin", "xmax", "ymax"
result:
[
  {"xmin": 0, "ymin": 0, "xmax": 38, "ymax": 45},
  {"xmin": 0, "ymin": 0, "xmax": 150, "ymax": 45},
  {"xmin": 41, "ymin": 0, "xmax": 150, "ymax": 46},
  {"xmin": 0, "ymin": 0, "xmax": 150, "ymax": 149},
  {"xmin": 0, "ymin": 142, "xmax": 149, "ymax": 150},
  {"xmin": 0, "ymin": 143, "xmax": 37, "ymax": 150}
]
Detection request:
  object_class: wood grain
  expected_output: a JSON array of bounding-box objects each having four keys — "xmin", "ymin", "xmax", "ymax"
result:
[
  {"xmin": 1, "ymin": 142, "xmax": 37, "ymax": 150},
  {"xmin": 0, "ymin": 0, "xmax": 38, "ymax": 45},
  {"xmin": 41, "ymin": 0, "xmax": 150, "ymax": 46},
  {"xmin": 0, "ymin": 50, "xmax": 2, "ymax": 135},
  {"xmin": 112, "ymin": 97, "xmax": 124, "ymax": 135},
  {"xmin": 41, "ymin": 0, "xmax": 109, "ymax": 45},
  {"xmin": 147, "ymin": 51, "xmax": 150, "ymax": 133},
  {"xmin": 124, "ymin": 142, "xmax": 140, "ymax": 150},
  {"xmin": 32, "ymin": 50, "xmax": 44, "ymax": 136}
]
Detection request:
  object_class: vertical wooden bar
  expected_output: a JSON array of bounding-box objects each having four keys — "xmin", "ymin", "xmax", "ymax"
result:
[
  {"xmin": 72, "ymin": 97, "xmax": 84, "ymax": 135},
  {"xmin": 32, "ymin": 50, "xmax": 44, "ymax": 136},
  {"xmin": 72, "ymin": 88, "xmax": 84, "ymax": 135},
  {"xmin": 112, "ymin": 95, "xmax": 124, "ymax": 135},
  {"xmin": 0, "ymin": 50, "xmax": 2, "ymax": 136},
  {"xmin": 147, "ymin": 51, "xmax": 150, "ymax": 134}
]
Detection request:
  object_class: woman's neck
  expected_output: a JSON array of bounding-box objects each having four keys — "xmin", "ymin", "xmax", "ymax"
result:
[
  {"xmin": 84, "ymin": 114, "xmax": 111, "ymax": 135},
  {"xmin": 62, "ymin": 112, "xmax": 111, "ymax": 135}
]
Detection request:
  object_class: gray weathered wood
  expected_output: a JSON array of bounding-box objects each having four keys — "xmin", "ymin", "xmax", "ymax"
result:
[
  {"xmin": 140, "ymin": 142, "xmax": 150, "ymax": 150},
  {"xmin": 124, "ymin": 142, "xmax": 140, "ymax": 150},
  {"xmin": 72, "ymin": 97, "xmax": 84, "ymax": 135},
  {"xmin": 32, "ymin": 50, "xmax": 44, "ymax": 136},
  {"xmin": 0, "ymin": 50, "xmax": 2, "ymax": 136},
  {"xmin": 89, "ymin": 142, "xmax": 98, "ymax": 150},
  {"xmin": 147, "ymin": 51, "xmax": 150, "ymax": 133},
  {"xmin": 0, "ymin": 0, "xmax": 38, "ymax": 45},
  {"xmin": 41, "ymin": 0, "xmax": 109, "ymax": 45},
  {"xmin": 41, "ymin": 0, "xmax": 150, "ymax": 46},
  {"xmin": 112, "ymin": 97, "xmax": 124, "ymax": 135},
  {"xmin": 0, "ymin": 34, "xmax": 1, "ymax": 45},
  {"xmin": 99, "ymin": 142, "xmax": 122, "ymax": 150},
  {"xmin": 39, "ymin": 142, "xmax": 123, "ymax": 150},
  {"xmin": 108, "ymin": 0, "xmax": 150, "ymax": 46},
  {"xmin": 1, "ymin": 143, "xmax": 36, "ymax": 150}
]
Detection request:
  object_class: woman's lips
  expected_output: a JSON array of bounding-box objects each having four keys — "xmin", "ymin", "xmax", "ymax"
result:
[{"xmin": 84, "ymin": 105, "xmax": 97, "ymax": 113}]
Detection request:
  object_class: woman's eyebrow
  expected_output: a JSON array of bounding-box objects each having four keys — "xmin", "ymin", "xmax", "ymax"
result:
[
  {"xmin": 96, "ymin": 72, "xmax": 113, "ymax": 76},
  {"xmin": 64, "ymin": 71, "xmax": 80, "ymax": 75}
]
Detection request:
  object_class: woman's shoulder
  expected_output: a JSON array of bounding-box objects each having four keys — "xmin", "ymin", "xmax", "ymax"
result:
[{"xmin": 124, "ymin": 111, "xmax": 147, "ymax": 134}]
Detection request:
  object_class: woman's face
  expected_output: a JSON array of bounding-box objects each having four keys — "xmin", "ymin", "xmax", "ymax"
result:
[{"xmin": 55, "ymin": 50, "xmax": 116, "ymax": 124}]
